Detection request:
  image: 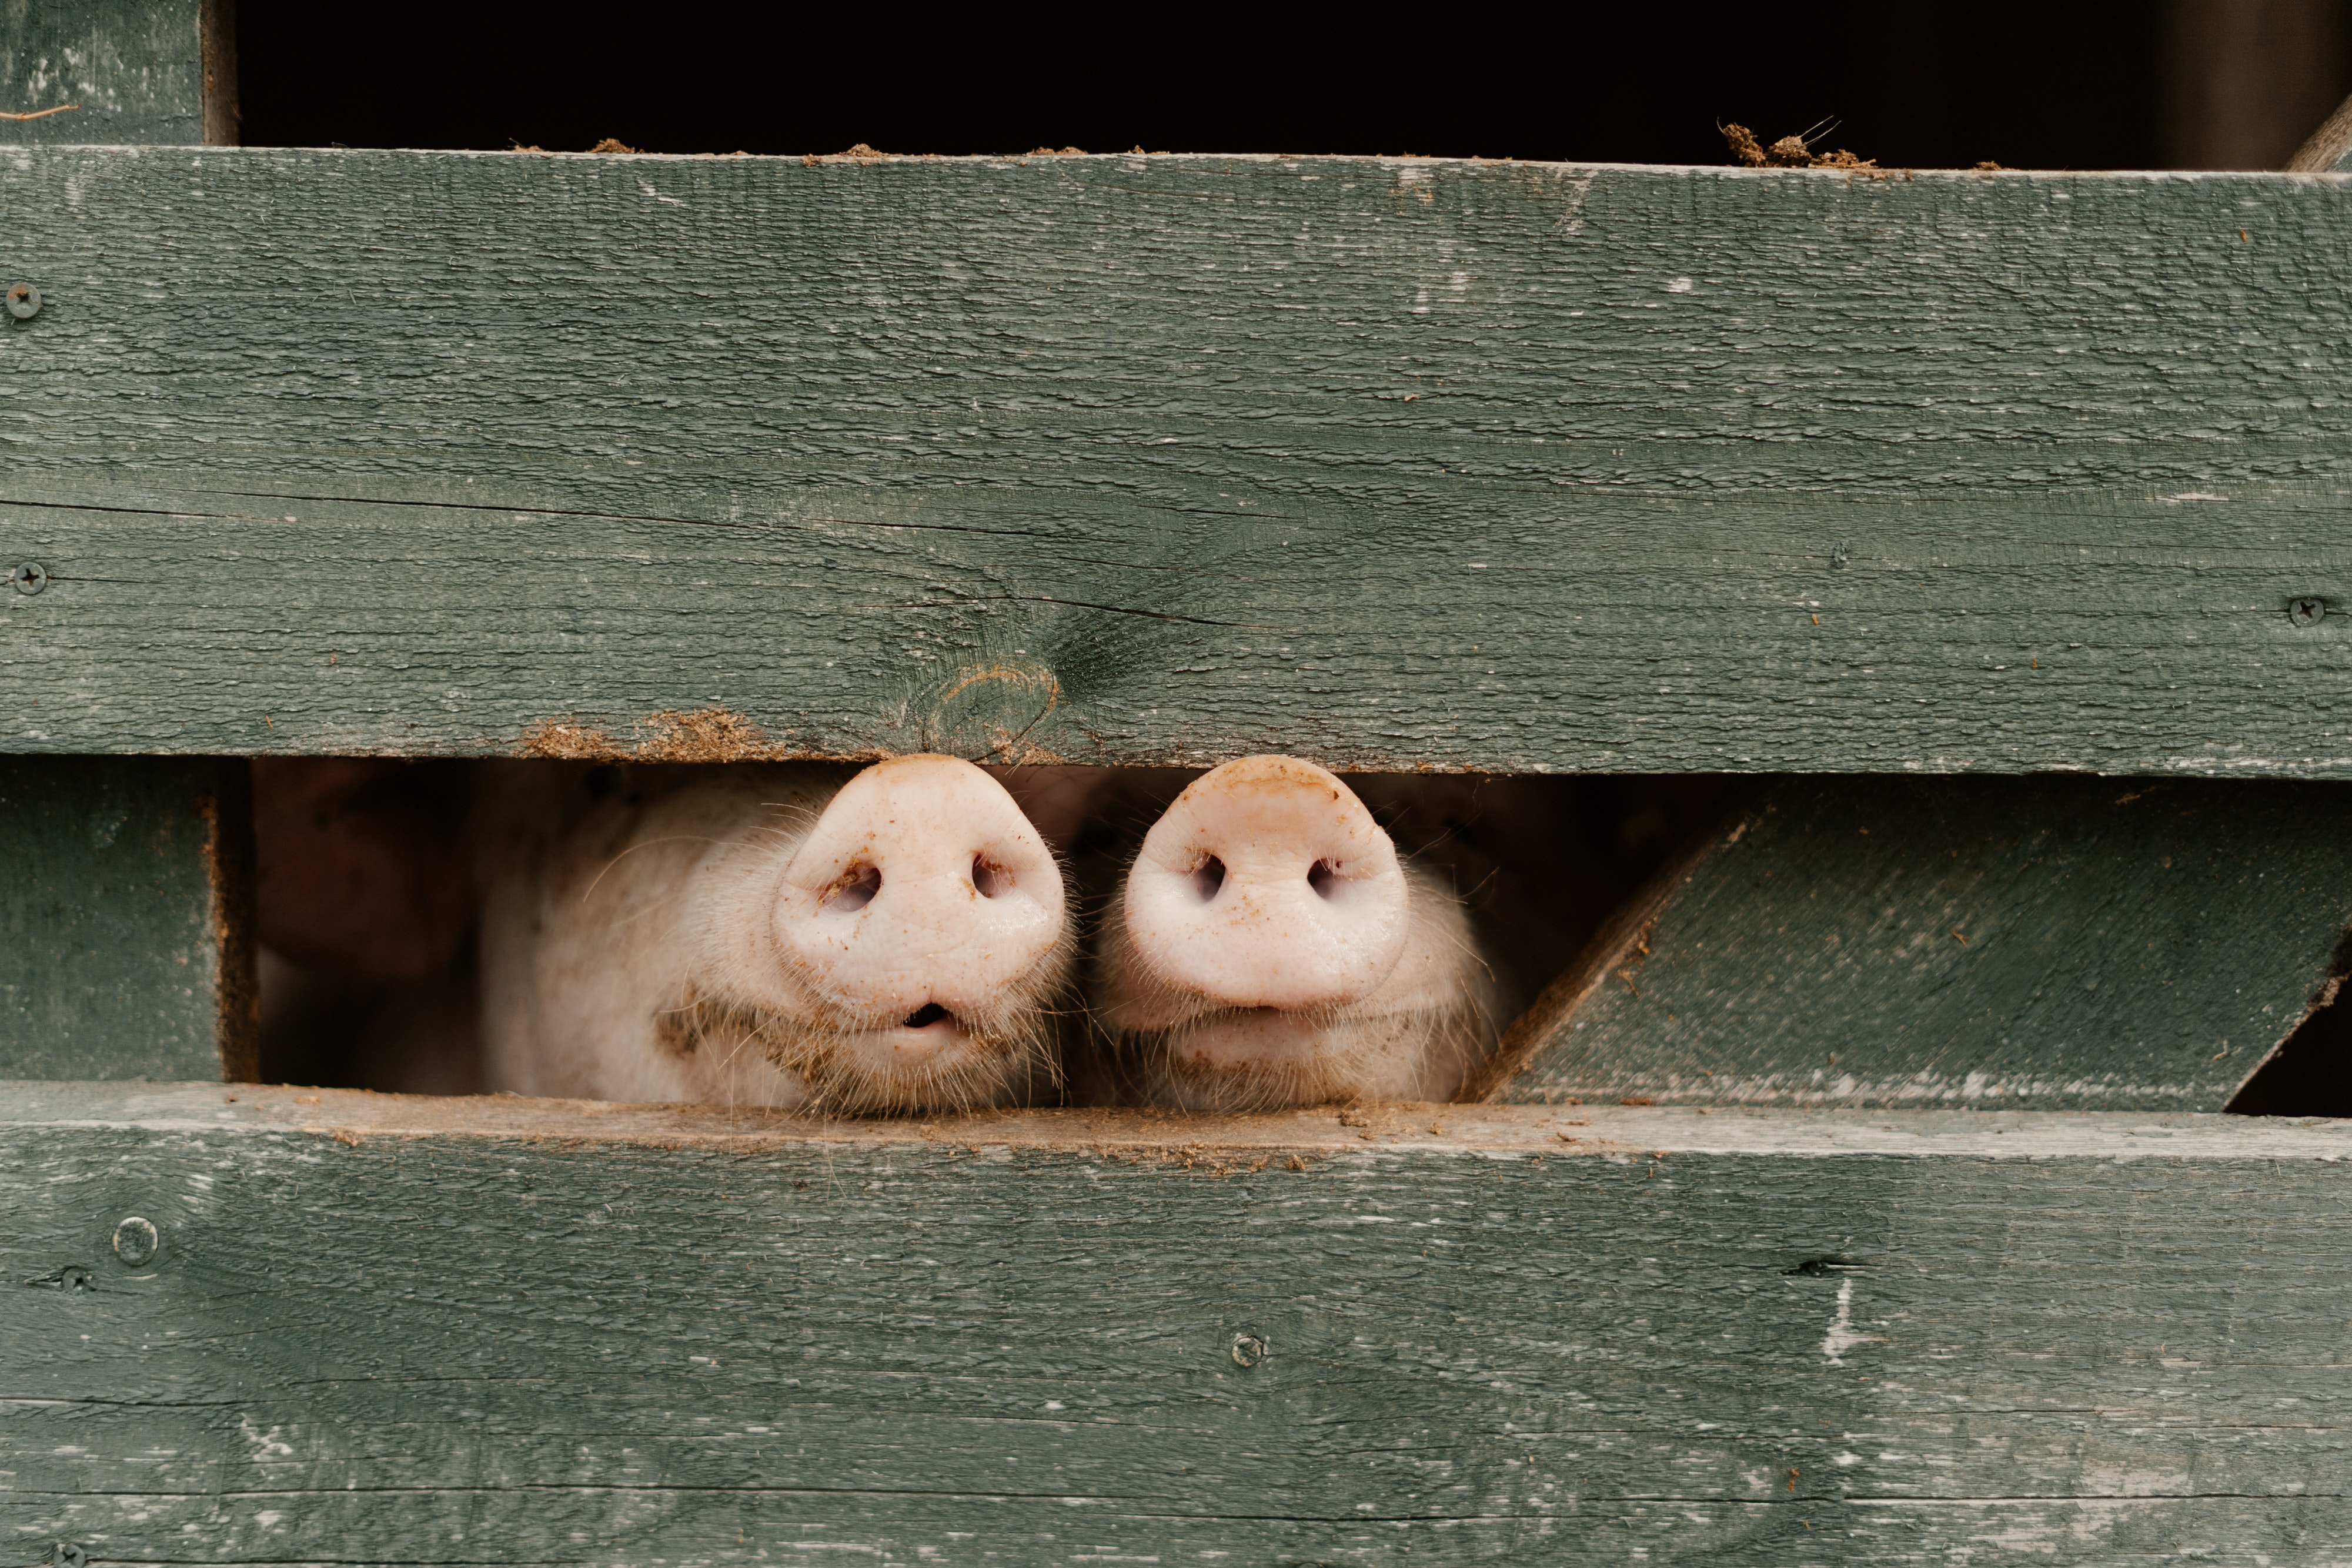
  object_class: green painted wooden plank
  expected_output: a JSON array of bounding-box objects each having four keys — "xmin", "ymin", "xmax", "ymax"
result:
[
  {"xmin": 0, "ymin": 152, "xmax": 2348, "ymax": 769},
  {"xmin": 0, "ymin": 757, "xmax": 252, "ymax": 1079},
  {"xmin": 0, "ymin": 0, "xmax": 204, "ymax": 144},
  {"xmin": 1479, "ymin": 765, "xmax": 2352, "ymax": 1116},
  {"xmin": 1474, "ymin": 777, "xmax": 2352, "ymax": 1111},
  {"xmin": 0, "ymin": 10, "xmax": 248, "ymax": 1086},
  {"xmin": 9, "ymin": 1085, "xmax": 2352, "ymax": 1565}
]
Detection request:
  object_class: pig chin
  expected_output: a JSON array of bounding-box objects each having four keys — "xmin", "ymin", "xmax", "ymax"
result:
[{"xmin": 1117, "ymin": 1002, "xmax": 1486, "ymax": 1112}]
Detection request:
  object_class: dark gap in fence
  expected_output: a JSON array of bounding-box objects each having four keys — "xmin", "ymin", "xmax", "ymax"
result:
[{"xmin": 232, "ymin": 0, "xmax": 2257, "ymax": 171}]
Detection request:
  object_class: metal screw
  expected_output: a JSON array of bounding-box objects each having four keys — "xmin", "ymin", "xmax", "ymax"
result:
[
  {"xmin": 51, "ymin": 1543, "xmax": 88, "ymax": 1568},
  {"xmin": 2291, "ymin": 597, "xmax": 2328, "ymax": 629},
  {"xmin": 1830, "ymin": 540, "xmax": 1851, "ymax": 569},
  {"xmin": 6, "ymin": 282, "xmax": 40, "ymax": 320},
  {"xmin": 1229, "ymin": 1332, "xmax": 1269, "ymax": 1369},
  {"xmin": 112, "ymin": 1215, "xmax": 159, "ymax": 1268},
  {"xmin": 12, "ymin": 562, "xmax": 45, "ymax": 595}
]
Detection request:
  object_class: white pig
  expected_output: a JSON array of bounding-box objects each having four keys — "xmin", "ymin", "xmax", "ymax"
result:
[
  {"xmin": 1089, "ymin": 755, "xmax": 1495, "ymax": 1108},
  {"xmin": 477, "ymin": 754, "xmax": 1075, "ymax": 1114}
]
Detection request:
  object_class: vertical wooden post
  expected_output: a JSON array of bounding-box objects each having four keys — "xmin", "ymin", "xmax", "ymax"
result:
[
  {"xmin": 0, "ymin": 1, "xmax": 213, "ymax": 143},
  {"xmin": 0, "ymin": 2, "xmax": 253, "ymax": 1079},
  {"xmin": 0, "ymin": 758, "xmax": 256, "ymax": 1078},
  {"xmin": 199, "ymin": 0, "xmax": 236, "ymax": 146}
]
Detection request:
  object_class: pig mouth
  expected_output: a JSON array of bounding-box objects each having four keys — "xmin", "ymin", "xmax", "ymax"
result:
[{"xmin": 901, "ymin": 1002, "xmax": 954, "ymax": 1029}]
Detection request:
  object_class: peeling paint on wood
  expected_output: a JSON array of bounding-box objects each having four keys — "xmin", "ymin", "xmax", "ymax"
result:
[{"xmin": 6, "ymin": 1084, "xmax": 2352, "ymax": 1564}]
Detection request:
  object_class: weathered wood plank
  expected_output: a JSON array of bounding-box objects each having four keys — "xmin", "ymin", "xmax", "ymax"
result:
[
  {"xmin": 0, "ymin": 22, "xmax": 249, "ymax": 1085},
  {"xmin": 0, "ymin": 0, "xmax": 203, "ymax": 143},
  {"xmin": 8, "ymin": 1084, "xmax": 2352, "ymax": 1565},
  {"xmin": 0, "ymin": 152, "xmax": 2350, "ymax": 769},
  {"xmin": 1474, "ymin": 777, "xmax": 2352, "ymax": 1111},
  {"xmin": 0, "ymin": 757, "xmax": 253, "ymax": 1079}
]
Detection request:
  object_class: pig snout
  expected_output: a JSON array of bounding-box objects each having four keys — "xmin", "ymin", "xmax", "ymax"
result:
[
  {"xmin": 1095, "ymin": 756, "xmax": 1495, "ymax": 1109},
  {"xmin": 482, "ymin": 755, "xmax": 1075, "ymax": 1115},
  {"xmin": 767, "ymin": 754, "xmax": 1070, "ymax": 1066},
  {"xmin": 1122, "ymin": 755, "xmax": 1411, "ymax": 1011}
]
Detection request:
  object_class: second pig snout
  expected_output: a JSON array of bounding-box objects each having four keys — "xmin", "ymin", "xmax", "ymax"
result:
[{"xmin": 1122, "ymin": 755, "xmax": 1413, "ymax": 1011}]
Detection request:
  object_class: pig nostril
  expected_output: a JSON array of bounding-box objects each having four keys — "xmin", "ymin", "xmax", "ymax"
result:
[
  {"xmin": 1308, "ymin": 859, "xmax": 1338, "ymax": 898},
  {"xmin": 971, "ymin": 855, "xmax": 1003, "ymax": 898},
  {"xmin": 903, "ymin": 1002, "xmax": 951, "ymax": 1028},
  {"xmin": 1192, "ymin": 855, "xmax": 1226, "ymax": 901},
  {"xmin": 826, "ymin": 863, "xmax": 882, "ymax": 913}
]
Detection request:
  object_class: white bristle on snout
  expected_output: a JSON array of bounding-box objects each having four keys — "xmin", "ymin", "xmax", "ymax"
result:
[
  {"xmin": 773, "ymin": 754, "xmax": 1067, "ymax": 1021},
  {"xmin": 1122, "ymin": 755, "xmax": 1412, "ymax": 1012}
]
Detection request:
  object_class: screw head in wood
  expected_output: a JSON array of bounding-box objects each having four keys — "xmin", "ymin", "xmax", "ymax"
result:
[
  {"xmin": 50, "ymin": 1543, "xmax": 87, "ymax": 1568},
  {"xmin": 12, "ymin": 562, "xmax": 45, "ymax": 594},
  {"xmin": 6, "ymin": 283, "xmax": 40, "ymax": 320},
  {"xmin": 2291, "ymin": 596, "xmax": 2328, "ymax": 629},
  {"xmin": 1229, "ymin": 1332, "xmax": 1268, "ymax": 1369},
  {"xmin": 112, "ymin": 1216, "xmax": 159, "ymax": 1267}
]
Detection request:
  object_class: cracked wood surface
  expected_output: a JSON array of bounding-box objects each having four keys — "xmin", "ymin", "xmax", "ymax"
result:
[
  {"xmin": 8, "ymin": 1082, "xmax": 2352, "ymax": 1565},
  {"xmin": 1, "ymin": 151, "xmax": 2351, "ymax": 769}
]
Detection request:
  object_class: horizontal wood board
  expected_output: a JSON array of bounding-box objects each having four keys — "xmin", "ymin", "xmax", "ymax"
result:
[
  {"xmin": 10, "ymin": 1083, "xmax": 2352, "ymax": 1564},
  {"xmin": 1483, "ymin": 775, "xmax": 2352, "ymax": 1111},
  {"xmin": 0, "ymin": 0, "xmax": 201, "ymax": 145},
  {"xmin": 0, "ymin": 757, "xmax": 239, "ymax": 1079},
  {"xmin": 1, "ymin": 152, "xmax": 2352, "ymax": 769}
]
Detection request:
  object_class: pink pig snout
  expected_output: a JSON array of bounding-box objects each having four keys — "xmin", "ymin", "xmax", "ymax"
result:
[
  {"xmin": 772, "ymin": 755, "xmax": 1067, "ymax": 1022},
  {"xmin": 1122, "ymin": 756, "xmax": 1412, "ymax": 1011}
]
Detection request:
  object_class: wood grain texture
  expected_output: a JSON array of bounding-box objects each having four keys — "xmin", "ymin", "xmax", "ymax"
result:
[
  {"xmin": 0, "ymin": 757, "xmax": 242, "ymax": 1079},
  {"xmin": 8, "ymin": 1083, "xmax": 2352, "ymax": 1566},
  {"xmin": 1481, "ymin": 776, "xmax": 2352, "ymax": 1111},
  {"xmin": 0, "ymin": 0, "xmax": 201, "ymax": 143},
  {"xmin": 1, "ymin": 151, "xmax": 2351, "ymax": 769}
]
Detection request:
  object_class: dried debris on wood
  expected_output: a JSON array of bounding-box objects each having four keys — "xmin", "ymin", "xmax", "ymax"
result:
[
  {"xmin": 803, "ymin": 143, "xmax": 889, "ymax": 165},
  {"xmin": 0, "ymin": 102, "xmax": 79, "ymax": 122},
  {"xmin": 519, "ymin": 707, "xmax": 848, "ymax": 764},
  {"xmin": 1720, "ymin": 119, "xmax": 1877, "ymax": 170},
  {"xmin": 588, "ymin": 138, "xmax": 639, "ymax": 154}
]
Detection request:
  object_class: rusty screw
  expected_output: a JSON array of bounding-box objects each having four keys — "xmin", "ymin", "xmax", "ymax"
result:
[
  {"xmin": 1229, "ymin": 1332, "xmax": 1269, "ymax": 1369},
  {"xmin": 6, "ymin": 283, "xmax": 41, "ymax": 320},
  {"xmin": 12, "ymin": 562, "xmax": 45, "ymax": 595},
  {"xmin": 2291, "ymin": 597, "xmax": 2328, "ymax": 629}
]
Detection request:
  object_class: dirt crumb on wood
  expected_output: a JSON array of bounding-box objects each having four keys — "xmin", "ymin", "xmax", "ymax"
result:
[
  {"xmin": 587, "ymin": 138, "xmax": 639, "ymax": 153},
  {"xmin": 519, "ymin": 708, "xmax": 853, "ymax": 764},
  {"xmin": 803, "ymin": 143, "xmax": 889, "ymax": 165},
  {"xmin": 1720, "ymin": 121, "xmax": 1879, "ymax": 170}
]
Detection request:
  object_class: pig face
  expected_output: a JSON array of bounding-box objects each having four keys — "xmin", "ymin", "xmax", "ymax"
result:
[
  {"xmin": 479, "ymin": 755, "xmax": 1075, "ymax": 1114},
  {"xmin": 1090, "ymin": 756, "xmax": 1495, "ymax": 1109}
]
